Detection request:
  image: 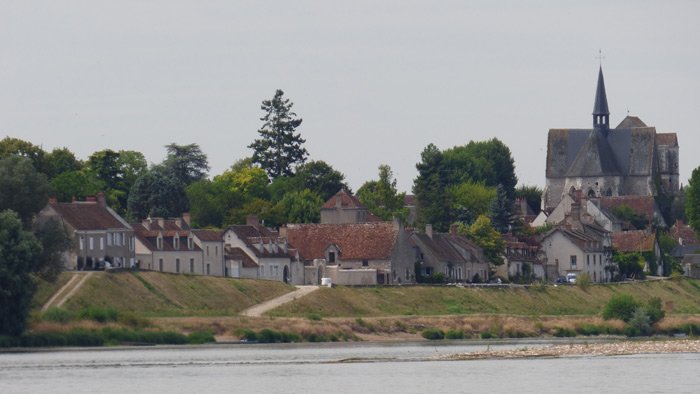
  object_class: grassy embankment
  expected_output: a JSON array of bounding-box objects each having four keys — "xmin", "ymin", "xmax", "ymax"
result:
[{"xmin": 29, "ymin": 273, "xmax": 700, "ymax": 344}]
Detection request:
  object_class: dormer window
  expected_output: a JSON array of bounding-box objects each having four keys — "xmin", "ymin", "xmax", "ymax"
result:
[
  {"xmin": 328, "ymin": 251, "xmax": 336, "ymax": 263},
  {"xmin": 174, "ymin": 236, "xmax": 180, "ymax": 250},
  {"xmin": 157, "ymin": 235, "xmax": 163, "ymax": 250},
  {"xmin": 188, "ymin": 236, "xmax": 193, "ymax": 250}
]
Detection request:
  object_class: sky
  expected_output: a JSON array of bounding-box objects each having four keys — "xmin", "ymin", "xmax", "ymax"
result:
[{"xmin": 2, "ymin": 1, "xmax": 699, "ymax": 193}]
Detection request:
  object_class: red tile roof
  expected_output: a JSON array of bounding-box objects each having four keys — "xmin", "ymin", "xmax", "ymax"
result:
[
  {"xmin": 49, "ymin": 201, "xmax": 128, "ymax": 230},
  {"xmin": 670, "ymin": 220, "xmax": 699, "ymax": 245},
  {"xmin": 286, "ymin": 222, "xmax": 398, "ymax": 261},
  {"xmin": 132, "ymin": 224, "xmax": 201, "ymax": 252},
  {"xmin": 612, "ymin": 230, "xmax": 656, "ymax": 252},
  {"xmin": 321, "ymin": 189, "xmax": 366, "ymax": 210},
  {"xmin": 656, "ymin": 133, "xmax": 678, "ymax": 146},
  {"xmin": 600, "ymin": 196, "xmax": 656, "ymax": 220}
]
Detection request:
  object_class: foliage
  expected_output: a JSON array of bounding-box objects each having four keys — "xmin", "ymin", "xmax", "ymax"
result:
[
  {"xmin": 33, "ymin": 218, "xmax": 71, "ymax": 282},
  {"xmin": 276, "ymin": 189, "xmax": 323, "ymax": 223},
  {"xmin": 49, "ymin": 170, "xmax": 105, "ymax": 202},
  {"xmin": 515, "ymin": 184, "xmax": 542, "ymax": 213},
  {"xmin": 185, "ymin": 179, "xmax": 236, "ymax": 228},
  {"xmin": 612, "ymin": 252, "xmax": 645, "ymax": 280},
  {"xmin": 611, "ymin": 204, "xmax": 648, "ymax": 230},
  {"xmin": 644, "ymin": 296, "xmax": 665, "ymax": 325},
  {"xmin": 686, "ymin": 166, "xmax": 700, "ymax": 233},
  {"xmin": 625, "ymin": 307, "xmax": 652, "ymax": 337},
  {"xmin": 225, "ymin": 198, "xmax": 282, "ymax": 227},
  {"xmin": 457, "ymin": 215, "xmax": 504, "ymax": 265},
  {"xmin": 0, "ymin": 137, "xmax": 46, "ymax": 172},
  {"xmin": 249, "ymin": 89, "xmax": 308, "ymax": 179},
  {"xmin": 445, "ymin": 329, "xmax": 465, "ymax": 339},
  {"xmin": 413, "ymin": 144, "xmax": 451, "ymax": 231},
  {"xmin": 0, "ymin": 156, "xmax": 49, "ymax": 223},
  {"xmin": 421, "ymin": 328, "xmax": 445, "ymax": 340},
  {"xmin": 0, "ymin": 327, "xmax": 209, "ymax": 348},
  {"xmin": 42, "ymin": 307, "xmax": 73, "ymax": 324},
  {"xmin": 162, "ymin": 143, "xmax": 210, "ymax": 186},
  {"xmin": 576, "ymin": 271, "xmax": 592, "ymax": 290},
  {"xmin": 77, "ymin": 306, "xmax": 120, "ymax": 323},
  {"xmin": 357, "ymin": 164, "xmax": 407, "ymax": 221},
  {"xmin": 602, "ymin": 293, "xmax": 640, "ymax": 322},
  {"xmin": 0, "ymin": 210, "xmax": 42, "ymax": 336},
  {"xmin": 490, "ymin": 184, "xmax": 513, "ymax": 233},
  {"xmin": 42, "ymin": 148, "xmax": 82, "ymax": 179},
  {"xmin": 294, "ymin": 160, "xmax": 350, "ymax": 201},
  {"xmin": 127, "ymin": 167, "xmax": 189, "ymax": 220},
  {"xmin": 448, "ymin": 181, "xmax": 496, "ymax": 225}
]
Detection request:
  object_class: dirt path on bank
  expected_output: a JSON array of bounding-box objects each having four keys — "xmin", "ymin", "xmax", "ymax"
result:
[
  {"xmin": 240, "ymin": 286, "xmax": 319, "ymax": 317},
  {"xmin": 41, "ymin": 272, "xmax": 94, "ymax": 312}
]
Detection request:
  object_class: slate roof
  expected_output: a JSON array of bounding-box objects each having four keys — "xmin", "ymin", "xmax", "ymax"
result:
[
  {"xmin": 192, "ymin": 229, "xmax": 223, "ymax": 242},
  {"xmin": 612, "ymin": 230, "xmax": 656, "ymax": 252},
  {"xmin": 321, "ymin": 189, "xmax": 366, "ymax": 210},
  {"xmin": 286, "ymin": 222, "xmax": 398, "ymax": 261},
  {"xmin": 411, "ymin": 232, "xmax": 484, "ymax": 264},
  {"xmin": 49, "ymin": 201, "xmax": 129, "ymax": 230},
  {"xmin": 656, "ymin": 133, "xmax": 678, "ymax": 146},
  {"xmin": 593, "ymin": 66, "xmax": 610, "ymax": 116},
  {"xmin": 225, "ymin": 246, "xmax": 258, "ymax": 268},
  {"xmin": 616, "ymin": 116, "xmax": 647, "ymax": 129},
  {"xmin": 132, "ymin": 223, "xmax": 201, "ymax": 252},
  {"xmin": 566, "ymin": 129, "xmax": 620, "ymax": 176},
  {"xmin": 137, "ymin": 218, "xmax": 190, "ymax": 236},
  {"xmin": 226, "ymin": 225, "xmax": 291, "ymax": 258}
]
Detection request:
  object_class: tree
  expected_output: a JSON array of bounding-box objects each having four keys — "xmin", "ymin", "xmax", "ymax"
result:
[
  {"xmin": 43, "ymin": 147, "xmax": 82, "ymax": 179},
  {"xmin": 0, "ymin": 210, "xmax": 42, "ymax": 336},
  {"xmin": 0, "ymin": 156, "xmax": 50, "ymax": 223},
  {"xmin": 515, "ymin": 185, "xmax": 543, "ymax": 213},
  {"xmin": 413, "ymin": 144, "xmax": 451, "ymax": 231},
  {"xmin": 686, "ymin": 166, "xmax": 700, "ymax": 233},
  {"xmin": 357, "ymin": 165, "xmax": 407, "ymax": 221},
  {"xmin": 49, "ymin": 170, "xmax": 105, "ymax": 202},
  {"xmin": 277, "ymin": 189, "xmax": 323, "ymax": 224},
  {"xmin": 459, "ymin": 215, "xmax": 504, "ymax": 265},
  {"xmin": 449, "ymin": 181, "xmax": 496, "ymax": 225},
  {"xmin": 127, "ymin": 168, "xmax": 188, "ymax": 220},
  {"xmin": 0, "ymin": 137, "xmax": 45, "ymax": 173},
  {"xmin": 295, "ymin": 160, "xmax": 349, "ymax": 201},
  {"xmin": 33, "ymin": 218, "xmax": 71, "ymax": 282},
  {"xmin": 490, "ymin": 184, "xmax": 513, "ymax": 233},
  {"xmin": 86, "ymin": 150, "xmax": 122, "ymax": 191},
  {"xmin": 249, "ymin": 89, "xmax": 308, "ymax": 179},
  {"xmin": 162, "ymin": 143, "xmax": 209, "ymax": 186},
  {"xmin": 186, "ymin": 179, "xmax": 237, "ymax": 228}
]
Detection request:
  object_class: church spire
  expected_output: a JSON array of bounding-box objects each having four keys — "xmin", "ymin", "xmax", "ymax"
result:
[{"xmin": 593, "ymin": 66, "xmax": 610, "ymax": 134}]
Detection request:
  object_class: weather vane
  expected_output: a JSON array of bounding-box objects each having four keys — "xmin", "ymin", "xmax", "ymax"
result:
[{"xmin": 596, "ymin": 49, "xmax": 605, "ymax": 66}]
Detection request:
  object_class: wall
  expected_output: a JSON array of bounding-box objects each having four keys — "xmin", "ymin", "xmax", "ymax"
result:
[{"xmin": 325, "ymin": 266, "xmax": 377, "ymax": 285}]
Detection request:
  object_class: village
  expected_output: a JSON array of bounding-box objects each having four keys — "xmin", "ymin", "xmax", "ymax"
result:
[{"xmin": 29, "ymin": 66, "xmax": 700, "ymax": 289}]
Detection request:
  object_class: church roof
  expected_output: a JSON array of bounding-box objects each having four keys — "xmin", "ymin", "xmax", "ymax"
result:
[
  {"xmin": 616, "ymin": 116, "xmax": 647, "ymax": 129},
  {"xmin": 593, "ymin": 66, "xmax": 610, "ymax": 116},
  {"xmin": 566, "ymin": 129, "xmax": 620, "ymax": 176}
]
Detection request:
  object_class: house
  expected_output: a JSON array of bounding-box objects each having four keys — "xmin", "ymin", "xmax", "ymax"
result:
[
  {"xmin": 132, "ymin": 215, "xmax": 203, "ymax": 274},
  {"xmin": 542, "ymin": 66, "xmax": 679, "ymax": 212},
  {"xmin": 411, "ymin": 225, "xmax": 490, "ymax": 283},
  {"xmin": 283, "ymin": 220, "xmax": 414, "ymax": 285},
  {"xmin": 499, "ymin": 233, "xmax": 544, "ymax": 281},
  {"xmin": 191, "ymin": 229, "xmax": 225, "ymax": 276},
  {"xmin": 611, "ymin": 230, "xmax": 663, "ymax": 276},
  {"xmin": 539, "ymin": 198, "xmax": 613, "ymax": 282},
  {"xmin": 223, "ymin": 216, "xmax": 299, "ymax": 283},
  {"xmin": 320, "ymin": 189, "xmax": 381, "ymax": 224},
  {"xmin": 37, "ymin": 193, "xmax": 135, "ymax": 270}
]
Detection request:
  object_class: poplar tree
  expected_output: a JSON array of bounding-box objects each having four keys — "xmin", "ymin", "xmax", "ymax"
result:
[{"xmin": 249, "ymin": 90, "xmax": 308, "ymax": 179}]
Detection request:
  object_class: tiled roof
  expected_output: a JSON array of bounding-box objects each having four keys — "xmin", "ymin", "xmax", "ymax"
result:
[
  {"xmin": 138, "ymin": 218, "xmax": 190, "ymax": 236},
  {"xmin": 133, "ymin": 224, "xmax": 201, "ymax": 252},
  {"xmin": 656, "ymin": 133, "xmax": 678, "ymax": 146},
  {"xmin": 192, "ymin": 229, "xmax": 223, "ymax": 242},
  {"xmin": 670, "ymin": 220, "xmax": 699, "ymax": 245},
  {"xmin": 286, "ymin": 222, "xmax": 397, "ymax": 261},
  {"xmin": 412, "ymin": 232, "xmax": 485, "ymax": 264},
  {"xmin": 226, "ymin": 225, "xmax": 291, "ymax": 258},
  {"xmin": 49, "ymin": 201, "xmax": 129, "ymax": 230},
  {"xmin": 599, "ymin": 196, "xmax": 656, "ymax": 220},
  {"xmin": 615, "ymin": 115, "xmax": 647, "ymax": 129},
  {"xmin": 612, "ymin": 230, "xmax": 656, "ymax": 252},
  {"xmin": 225, "ymin": 246, "xmax": 258, "ymax": 268},
  {"xmin": 321, "ymin": 189, "xmax": 366, "ymax": 210}
]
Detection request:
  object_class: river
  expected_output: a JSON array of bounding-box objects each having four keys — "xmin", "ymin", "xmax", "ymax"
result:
[{"xmin": 1, "ymin": 340, "xmax": 698, "ymax": 393}]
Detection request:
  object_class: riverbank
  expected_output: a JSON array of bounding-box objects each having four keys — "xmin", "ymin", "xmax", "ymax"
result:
[{"xmin": 442, "ymin": 338, "xmax": 700, "ymax": 360}]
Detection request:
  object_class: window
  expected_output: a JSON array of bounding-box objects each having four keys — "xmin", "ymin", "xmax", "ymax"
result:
[
  {"xmin": 587, "ymin": 255, "xmax": 590, "ymax": 266},
  {"xmin": 174, "ymin": 237, "xmax": 179, "ymax": 250},
  {"xmin": 188, "ymin": 237, "xmax": 193, "ymax": 250},
  {"xmin": 107, "ymin": 234, "xmax": 112, "ymax": 246},
  {"xmin": 328, "ymin": 251, "xmax": 336, "ymax": 263},
  {"xmin": 206, "ymin": 264, "xmax": 210, "ymax": 275},
  {"xmin": 215, "ymin": 246, "xmax": 218, "ymax": 256},
  {"xmin": 120, "ymin": 233, "xmax": 125, "ymax": 245},
  {"xmin": 159, "ymin": 258, "xmax": 163, "ymax": 272},
  {"xmin": 190, "ymin": 258, "xmax": 194, "ymax": 273},
  {"xmin": 89, "ymin": 237, "xmax": 94, "ymax": 250},
  {"xmin": 176, "ymin": 258, "xmax": 180, "ymax": 273},
  {"xmin": 570, "ymin": 255, "xmax": 577, "ymax": 268},
  {"xmin": 100, "ymin": 237, "xmax": 104, "ymax": 250},
  {"xmin": 206, "ymin": 246, "xmax": 210, "ymax": 256},
  {"xmin": 362, "ymin": 259, "xmax": 368, "ymax": 267},
  {"xmin": 157, "ymin": 237, "xmax": 163, "ymax": 250},
  {"xmin": 79, "ymin": 236, "xmax": 84, "ymax": 250}
]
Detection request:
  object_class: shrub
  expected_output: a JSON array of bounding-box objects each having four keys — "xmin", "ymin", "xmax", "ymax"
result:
[
  {"xmin": 77, "ymin": 306, "xmax": 119, "ymax": 323},
  {"xmin": 576, "ymin": 272, "xmax": 592, "ymax": 290},
  {"xmin": 644, "ymin": 297, "xmax": 665, "ymax": 325},
  {"xmin": 553, "ymin": 327, "xmax": 576, "ymax": 337},
  {"xmin": 421, "ymin": 328, "xmax": 445, "ymax": 340},
  {"xmin": 188, "ymin": 331, "xmax": 216, "ymax": 344},
  {"xmin": 42, "ymin": 307, "xmax": 73, "ymax": 324},
  {"xmin": 626, "ymin": 308, "xmax": 651, "ymax": 337},
  {"xmin": 575, "ymin": 324, "xmax": 602, "ymax": 336},
  {"xmin": 307, "ymin": 313, "xmax": 322, "ymax": 321},
  {"xmin": 603, "ymin": 293, "xmax": 640, "ymax": 322},
  {"xmin": 480, "ymin": 332, "xmax": 494, "ymax": 339},
  {"xmin": 445, "ymin": 329, "xmax": 464, "ymax": 339}
]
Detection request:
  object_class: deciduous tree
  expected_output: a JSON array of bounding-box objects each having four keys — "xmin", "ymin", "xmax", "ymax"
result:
[
  {"xmin": 162, "ymin": 143, "xmax": 209, "ymax": 186},
  {"xmin": 357, "ymin": 165, "xmax": 407, "ymax": 221},
  {"xmin": 0, "ymin": 156, "xmax": 49, "ymax": 223}
]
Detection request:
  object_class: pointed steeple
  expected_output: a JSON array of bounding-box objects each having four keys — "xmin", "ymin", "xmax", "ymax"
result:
[{"xmin": 592, "ymin": 66, "xmax": 610, "ymax": 134}]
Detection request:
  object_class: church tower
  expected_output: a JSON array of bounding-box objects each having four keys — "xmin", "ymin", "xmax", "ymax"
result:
[{"xmin": 592, "ymin": 66, "xmax": 610, "ymax": 135}]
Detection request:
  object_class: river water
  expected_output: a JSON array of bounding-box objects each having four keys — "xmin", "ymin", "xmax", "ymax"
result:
[{"xmin": 1, "ymin": 340, "xmax": 698, "ymax": 393}]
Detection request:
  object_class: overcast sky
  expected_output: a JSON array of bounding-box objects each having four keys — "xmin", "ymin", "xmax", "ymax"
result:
[{"xmin": 2, "ymin": 1, "xmax": 699, "ymax": 193}]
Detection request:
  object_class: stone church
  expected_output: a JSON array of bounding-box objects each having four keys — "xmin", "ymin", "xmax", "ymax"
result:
[{"xmin": 542, "ymin": 67, "xmax": 679, "ymax": 212}]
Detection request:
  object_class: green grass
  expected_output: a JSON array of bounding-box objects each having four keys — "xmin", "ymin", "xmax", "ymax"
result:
[
  {"xmin": 34, "ymin": 271, "xmax": 295, "ymax": 317},
  {"xmin": 268, "ymin": 279, "xmax": 700, "ymax": 318}
]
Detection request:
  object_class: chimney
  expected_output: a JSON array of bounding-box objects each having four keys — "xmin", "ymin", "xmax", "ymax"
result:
[
  {"xmin": 97, "ymin": 192, "xmax": 107, "ymax": 208},
  {"xmin": 279, "ymin": 225, "xmax": 288, "ymax": 239},
  {"xmin": 426, "ymin": 224, "xmax": 433, "ymax": 239},
  {"xmin": 182, "ymin": 212, "xmax": 191, "ymax": 226},
  {"xmin": 246, "ymin": 215, "xmax": 260, "ymax": 227}
]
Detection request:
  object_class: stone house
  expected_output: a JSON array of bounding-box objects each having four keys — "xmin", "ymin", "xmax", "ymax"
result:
[
  {"xmin": 411, "ymin": 225, "xmax": 489, "ymax": 283},
  {"xmin": 37, "ymin": 193, "xmax": 135, "ymax": 270},
  {"xmin": 191, "ymin": 229, "xmax": 225, "ymax": 276},
  {"xmin": 499, "ymin": 234, "xmax": 544, "ymax": 281},
  {"xmin": 611, "ymin": 230, "xmax": 663, "ymax": 276},
  {"xmin": 132, "ymin": 215, "xmax": 203, "ymax": 275},
  {"xmin": 543, "ymin": 66, "xmax": 679, "ymax": 212},
  {"xmin": 320, "ymin": 189, "xmax": 381, "ymax": 224},
  {"xmin": 223, "ymin": 216, "xmax": 299, "ymax": 284},
  {"xmin": 283, "ymin": 220, "xmax": 414, "ymax": 285}
]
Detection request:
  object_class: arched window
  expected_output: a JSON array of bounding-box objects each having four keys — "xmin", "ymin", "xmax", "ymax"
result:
[
  {"xmin": 605, "ymin": 188, "xmax": 612, "ymax": 196},
  {"xmin": 587, "ymin": 189, "xmax": 595, "ymax": 198}
]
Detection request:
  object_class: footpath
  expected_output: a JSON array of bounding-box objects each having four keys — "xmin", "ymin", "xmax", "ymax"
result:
[
  {"xmin": 240, "ymin": 285, "xmax": 319, "ymax": 317},
  {"xmin": 41, "ymin": 272, "xmax": 94, "ymax": 312}
]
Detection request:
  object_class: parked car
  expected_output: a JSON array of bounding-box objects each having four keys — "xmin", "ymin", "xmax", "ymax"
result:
[
  {"xmin": 555, "ymin": 276, "xmax": 568, "ymax": 284},
  {"xmin": 566, "ymin": 273, "xmax": 577, "ymax": 284}
]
